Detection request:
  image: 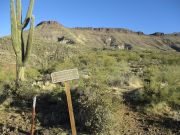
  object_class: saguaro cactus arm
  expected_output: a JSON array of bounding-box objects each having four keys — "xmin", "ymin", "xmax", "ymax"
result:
[
  {"xmin": 16, "ymin": 0, "xmax": 22, "ymax": 26},
  {"xmin": 10, "ymin": 0, "xmax": 18, "ymax": 55},
  {"xmin": 22, "ymin": 0, "xmax": 35, "ymax": 29},
  {"xmin": 24, "ymin": 16, "xmax": 35, "ymax": 64}
]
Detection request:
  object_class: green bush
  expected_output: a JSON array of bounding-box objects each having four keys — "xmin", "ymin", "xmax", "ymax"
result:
[
  {"xmin": 141, "ymin": 65, "xmax": 180, "ymax": 107},
  {"xmin": 107, "ymin": 61, "xmax": 130, "ymax": 87},
  {"xmin": 0, "ymin": 66, "xmax": 15, "ymax": 82},
  {"xmin": 25, "ymin": 67, "xmax": 41, "ymax": 79},
  {"xmin": 75, "ymin": 85, "xmax": 121, "ymax": 134}
]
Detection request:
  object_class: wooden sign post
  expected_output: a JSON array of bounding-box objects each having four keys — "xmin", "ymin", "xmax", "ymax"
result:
[{"xmin": 51, "ymin": 68, "xmax": 79, "ymax": 135}]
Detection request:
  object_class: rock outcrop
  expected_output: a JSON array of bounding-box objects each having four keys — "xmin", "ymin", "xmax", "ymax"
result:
[
  {"xmin": 116, "ymin": 43, "xmax": 133, "ymax": 50},
  {"xmin": 103, "ymin": 36, "xmax": 118, "ymax": 47},
  {"xmin": 103, "ymin": 36, "xmax": 133, "ymax": 50},
  {"xmin": 36, "ymin": 21, "xmax": 63, "ymax": 27},
  {"xmin": 57, "ymin": 36, "xmax": 75, "ymax": 44},
  {"xmin": 136, "ymin": 31, "xmax": 144, "ymax": 35},
  {"xmin": 150, "ymin": 32, "xmax": 165, "ymax": 36}
]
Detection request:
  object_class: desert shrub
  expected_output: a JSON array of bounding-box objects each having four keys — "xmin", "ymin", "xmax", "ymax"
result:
[
  {"xmin": 99, "ymin": 54, "xmax": 117, "ymax": 68},
  {"xmin": 78, "ymin": 52, "xmax": 98, "ymax": 67},
  {"xmin": 127, "ymin": 51, "xmax": 141, "ymax": 61},
  {"xmin": 74, "ymin": 71, "xmax": 123, "ymax": 133},
  {"xmin": 111, "ymin": 50, "xmax": 140, "ymax": 62},
  {"xmin": 54, "ymin": 58, "xmax": 76, "ymax": 71},
  {"xmin": 75, "ymin": 85, "xmax": 121, "ymax": 134},
  {"xmin": 112, "ymin": 50, "xmax": 129, "ymax": 62},
  {"xmin": 141, "ymin": 51, "xmax": 180, "ymax": 65},
  {"xmin": 144, "ymin": 101, "xmax": 180, "ymax": 121},
  {"xmin": 128, "ymin": 75, "xmax": 143, "ymax": 88},
  {"xmin": 107, "ymin": 61, "xmax": 130, "ymax": 87},
  {"xmin": 39, "ymin": 66, "xmax": 55, "ymax": 75},
  {"xmin": 0, "ymin": 81, "xmax": 16, "ymax": 105},
  {"xmin": 25, "ymin": 67, "xmax": 41, "ymax": 79},
  {"xmin": 145, "ymin": 101, "xmax": 172, "ymax": 116},
  {"xmin": 77, "ymin": 95, "xmax": 114, "ymax": 134},
  {"xmin": 107, "ymin": 72, "xmax": 123, "ymax": 87},
  {"xmin": 141, "ymin": 65, "xmax": 180, "ymax": 107},
  {"xmin": 15, "ymin": 81, "xmax": 40, "ymax": 97},
  {"xmin": 162, "ymin": 54, "xmax": 180, "ymax": 65},
  {"xmin": 0, "ymin": 66, "xmax": 15, "ymax": 82}
]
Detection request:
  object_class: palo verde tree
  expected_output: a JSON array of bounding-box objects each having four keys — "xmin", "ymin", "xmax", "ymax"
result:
[{"xmin": 10, "ymin": 0, "xmax": 35, "ymax": 83}]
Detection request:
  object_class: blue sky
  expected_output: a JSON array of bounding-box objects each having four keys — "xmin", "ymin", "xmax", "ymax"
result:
[{"xmin": 0, "ymin": 0, "xmax": 180, "ymax": 37}]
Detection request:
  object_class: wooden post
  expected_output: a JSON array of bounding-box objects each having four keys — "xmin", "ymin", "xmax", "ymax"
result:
[
  {"xmin": 65, "ymin": 81, "xmax": 77, "ymax": 135},
  {"xmin": 51, "ymin": 69, "xmax": 79, "ymax": 135},
  {"xmin": 31, "ymin": 96, "xmax": 36, "ymax": 135}
]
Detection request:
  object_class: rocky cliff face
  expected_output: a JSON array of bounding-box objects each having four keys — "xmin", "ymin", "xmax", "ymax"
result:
[{"xmin": 74, "ymin": 27, "xmax": 145, "ymax": 36}]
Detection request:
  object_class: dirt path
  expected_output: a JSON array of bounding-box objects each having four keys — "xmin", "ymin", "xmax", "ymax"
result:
[{"xmin": 111, "ymin": 87, "xmax": 180, "ymax": 135}]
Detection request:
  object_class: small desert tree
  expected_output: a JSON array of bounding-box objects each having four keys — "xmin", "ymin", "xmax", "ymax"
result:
[{"xmin": 10, "ymin": 0, "xmax": 35, "ymax": 83}]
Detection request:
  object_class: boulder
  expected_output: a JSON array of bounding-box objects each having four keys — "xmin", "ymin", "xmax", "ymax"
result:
[
  {"xmin": 57, "ymin": 36, "xmax": 75, "ymax": 44},
  {"xmin": 117, "ymin": 43, "xmax": 133, "ymax": 50},
  {"xmin": 103, "ymin": 36, "xmax": 118, "ymax": 47},
  {"xmin": 124, "ymin": 43, "xmax": 133, "ymax": 50},
  {"xmin": 136, "ymin": 31, "xmax": 144, "ymax": 35}
]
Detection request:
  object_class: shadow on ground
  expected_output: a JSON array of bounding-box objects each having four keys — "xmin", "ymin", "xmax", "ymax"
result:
[
  {"xmin": 8, "ymin": 89, "xmax": 89, "ymax": 135},
  {"xmin": 122, "ymin": 89, "xmax": 180, "ymax": 134}
]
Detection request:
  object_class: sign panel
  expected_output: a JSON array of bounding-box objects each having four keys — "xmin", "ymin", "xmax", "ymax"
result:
[{"xmin": 51, "ymin": 68, "xmax": 79, "ymax": 83}]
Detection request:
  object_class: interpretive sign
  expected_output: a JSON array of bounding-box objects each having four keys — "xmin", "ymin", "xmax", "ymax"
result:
[
  {"xmin": 51, "ymin": 68, "xmax": 79, "ymax": 83},
  {"xmin": 51, "ymin": 68, "xmax": 79, "ymax": 135}
]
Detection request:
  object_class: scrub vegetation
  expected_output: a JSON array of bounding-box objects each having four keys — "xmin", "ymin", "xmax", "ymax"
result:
[{"xmin": 0, "ymin": 46, "xmax": 179, "ymax": 134}]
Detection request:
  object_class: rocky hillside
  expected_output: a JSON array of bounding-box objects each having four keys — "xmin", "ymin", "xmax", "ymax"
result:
[
  {"xmin": 1, "ymin": 20, "xmax": 180, "ymax": 48},
  {"xmin": 34, "ymin": 21, "xmax": 180, "ymax": 51},
  {"xmin": 0, "ymin": 20, "xmax": 180, "ymax": 64}
]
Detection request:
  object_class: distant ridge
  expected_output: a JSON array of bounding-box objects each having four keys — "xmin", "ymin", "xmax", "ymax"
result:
[
  {"xmin": 0, "ymin": 20, "xmax": 180, "ymax": 52},
  {"xmin": 36, "ymin": 21, "xmax": 180, "ymax": 36},
  {"xmin": 73, "ymin": 27, "xmax": 145, "ymax": 35}
]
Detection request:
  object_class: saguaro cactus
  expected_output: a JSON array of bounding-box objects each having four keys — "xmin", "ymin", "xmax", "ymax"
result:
[{"xmin": 10, "ymin": 0, "xmax": 35, "ymax": 82}]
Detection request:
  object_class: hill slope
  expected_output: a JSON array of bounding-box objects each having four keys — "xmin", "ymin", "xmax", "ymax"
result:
[
  {"xmin": 34, "ymin": 21, "xmax": 180, "ymax": 51},
  {"xmin": 0, "ymin": 20, "xmax": 180, "ymax": 65}
]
